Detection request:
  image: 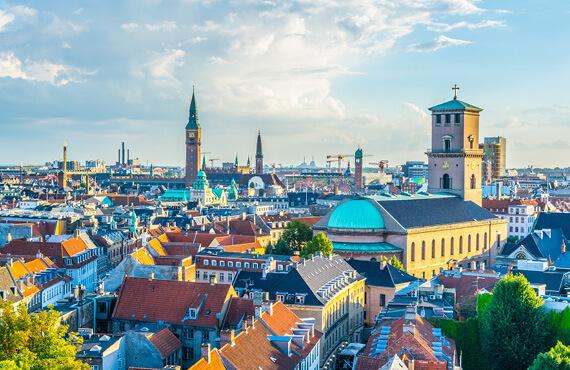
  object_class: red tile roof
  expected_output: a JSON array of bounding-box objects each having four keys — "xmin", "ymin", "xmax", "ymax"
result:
[
  {"xmin": 223, "ymin": 297, "xmax": 255, "ymax": 329},
  {"xmin": 147, "ymin": 328, "xmax": 182, "ymax": 358},
  {"xmin": 113, "ymin": 277, "xmax": 237, "ymax": 328}
]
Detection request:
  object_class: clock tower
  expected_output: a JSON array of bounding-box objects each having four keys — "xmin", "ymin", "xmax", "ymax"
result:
[
  {"xmin": 426, "ymin": 85, "xmax": 484, "ymax": 206},
  {"xmin": 185, "ymin": 87, "xmax": 201, "ymax": 186}
]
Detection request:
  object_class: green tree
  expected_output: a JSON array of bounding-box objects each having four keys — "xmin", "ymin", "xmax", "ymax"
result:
[
  {"xmin": 388, "ymin": 256, "xmax": 404, "ymax": 271},
  {"xmin": 280, "ymin": 220, "xmax": 313, "ymax": 252},
  {"xmin": 480, "ymin": 274, "xmax": 551, "ymax": 370},
  {"xmin": 529, "ymin": 341, "xmax": 570, "ymax": 370},
  {"xmin": 301, "ymin": 232, "xmax": 333, "ymax": 258},
  {"xmin": 268, "ymin": 239, "xmax": 293, "ymax": 256},
  {"xmin": 0, "ymin": 303, "xmax": 87, "ymax": 370}
]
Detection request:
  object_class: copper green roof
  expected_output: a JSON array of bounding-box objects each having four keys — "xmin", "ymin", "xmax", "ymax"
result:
[
  {"xmin": 186, "ymin": 87, "xmax": 200, "ymax": 129},
  {"xmin": 429, "ymin": 99, "xmax": 482, "ymax": 112},
  {"xmin": 327, "ymin": 198, "xmax": 385, "ymax": 229},
  {"xmin": 355, "ymin": 148, "xmax": 363, "ymax": 159},
  {"xmin": 193, "ymin": 170, "xmax": 209, "ymax": 190},
  {"xmin": 332, "ymin": 242, "xmax": 400, "ymax": 253}
]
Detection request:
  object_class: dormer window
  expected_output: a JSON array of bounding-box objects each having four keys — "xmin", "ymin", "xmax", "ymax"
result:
[
  {"xmin": 204, "ymin": 259, "xmax": 209, "ymax": 266},
  {"xmin": 187, "ymin": 308, "xmax": 197, "ymax": 320},
  {"xmin": 295, "ymin": 295, "xmax": 305, "ymax": 305},
  {"xmin": 220, "ymin": 261, "xmax": 225, "ymax": 267},
  {"xmin": 253, "ymin": 263, "xmax": 259, "ymax": 269},
  {"xmin": 244, "ymin": 262, "xmax": 250, "ymax": 269},
  {"xmin": 228, "ymin": 261, "xmax": 233, "ymax": 268},
  {"xmin": 236, "ymin": 262, "xmax": 241, "ymax": 268},
  {"xmin": 276, "ymin": 294, "xmax": 284, "ymax": 302},
  {"xmin": 211, "ymin": 260, "xmax": 217, "ymax": 267}
]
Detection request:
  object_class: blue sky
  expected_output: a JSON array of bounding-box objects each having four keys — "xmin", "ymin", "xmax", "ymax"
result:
[{"xmin": 0, "ymin": 0, "xmax": 569, "ymax": 168}]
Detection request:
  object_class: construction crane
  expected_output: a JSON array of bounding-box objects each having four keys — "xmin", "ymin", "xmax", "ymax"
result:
[
  {"xmin": 208, "ymin": 158, "xmax": 220, "ymax": 168},
  {"xmin": 369, "ymin": 160, "xmax": 390, "ymax": 173},
  {"xmin": 326, "ymin": 154, "xmax": 354, "ymax": 171}
]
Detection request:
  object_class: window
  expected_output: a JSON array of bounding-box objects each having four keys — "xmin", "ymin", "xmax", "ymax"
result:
[
  {"xmin": 253, "ymin": 263, "xmax": 259, "ymax": 269},
  {"xmin": 470, "ymin": 174, "xmax": 477, "ymax": 189},
  {"xmin": 219, "ymin": 273, "xmax": 224, "ymax": 282},
  {"xmin": 236, "ymin": 262, "xmax": 242, "ymax": 268},
  {"xmin": 411, "ymin": 242, "xmax": 415, "ymax": 262},
  {"xmin": 476, "ymin": 234, "xmax": 480, "ymax": 251},
  {"xmin": 203, "ymin": 259, "xmax": 209, "ymax": 266},
  {"xmin": 436, "ymin": 114, "xmax": 442, "ymax": 125},
  {"xmin": 450, "ymin": 237, "xmax": 454, "ymax": 255},
  {"xmin": 441, "ymin": 239, "xmax": 445, "ymax": 257},
  {"xmin": 468, "ymin": 235, "xmax": 472, "ymax": 253},
  {"xmin": 484, "ymin": 233, "xmax": 488, "ymax": 250},
  {"xmin": 220, "ymin": 261, "xmax": 225, "ymax": 267},
  {"xmin": 278, "ymin": 264, "xmax": 283, "ymax": 271},
  {"xmin": 202, "ymin": 272, "xmax": 208, "ymax": 280},
  {"xmin": 276, "ymin": 294, "xmax": 284, "ymax": 302},
  {"xmin": 295, "ymin": 295, "xmax": 305, "ymax": 304},
  {"xmin": 445, "ymin": 114, "xmax": 451, "ymax": 125},
  {"xmin": 380, "ymin": 294, "xmax": 386, "ymax": 307},
  {"xmin": 459, "ymin": 236, "xmax": 463, "ymax": 254},
  {"xmin": 454, "ymin": 113, "xmax": 461, "ymax": 124},
  {"xmin": 228, "ymin": 261, "xmax": 233, "ymax": 268},
  {"xmin": 421, "ymin": 241, "xmax": 426, "ymax": 260},
  {"xmin": 227, "ymin": 273, "xmax": 233, "ymax": 281},
  {"xmin": 211, "ymin": 260, "xmax": 217, "ymax": 267},
  {"xmin": 431, "ymin": 240, "xmax": 436, "ymax": 259},
  {"xmin": 244, "ymin": 262, "xmax": 250, "ymax": 269},
  {"xmin": 444, "ymin": 138, "xmax": 451, "ymax": 152}
]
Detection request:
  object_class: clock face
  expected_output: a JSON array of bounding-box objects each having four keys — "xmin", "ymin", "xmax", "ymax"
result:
[
  {"xmin": 471, "ymin": 162, "xmax": 477, "ymax": 170},
  {"xmin": 188, "ymin": 132, "xmax": 195, "ymax": 139},
  {"xmin": 442, "ymin": 160, "xmax": 450, "ymax": 170}
]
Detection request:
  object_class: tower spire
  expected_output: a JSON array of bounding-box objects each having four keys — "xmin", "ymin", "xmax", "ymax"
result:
[
  {"xmin": 255, "ymin": 131, "xmax": 263, "ymax": 174},
  {"xmin": 187, "ymin": 85, "xmax": 200, "ymax": 129}
]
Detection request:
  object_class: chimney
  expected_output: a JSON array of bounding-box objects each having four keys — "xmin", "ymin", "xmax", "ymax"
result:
[
  {"xmin": 220, "ymin": 329, "xmax": 235, "ymax": 347},
  {"xmin": 148, "ymin": 272, "xmax": 155, "ymax": 281},
  {"xmin": 243, "ymin": 319, "xmax": 249, "ymax": 333},
  {"xmin": 404, "ymin": 306, "xmax": 416, "ymax": 323},
  {"xmin": 247, "ymin": 315, "xmax": 255, "ymax": 329},
  {"xmin": 200, "ymin": 343, "xmax": 211, "ymax": 363},
  {"xmin": 262, "ymin": 301, "xmax": 273, "ymax": 316},
  {"xmin": 470, "ymin": 261, "xmax": 477, "ymax": 271},
  {"xmin": 562, "ymin": 241, "xmax": 567, "ymax": 254}
]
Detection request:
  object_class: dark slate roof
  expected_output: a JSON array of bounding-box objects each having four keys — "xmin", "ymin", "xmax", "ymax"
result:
[
  {"xmin": 346, "ymin": 259, "xmax": 417, "ymax": 287},
  {"xmin": 513, "ymin": 268, "xmax": 569, "ymax": 294},
  {"xmin": 499, "ymin": 242, "xmax": 518, "ymax": 256},
  {"xmin": 515, "ymin": 229, "xmax": 568, "ymax": 260},
  {"xmin": 534, "ymin": 213, "xmax": 570, "ymax": 238},
  {"xmin": 205, "ymin": 173, "xmax": 285, "ymax": 189},
  {"xmin": 377, "ymin": 197, "xmax": 497, "ymax": 228},
  {"xmin": 554, "ymin": 251, "xmax": 570, "ymax": 270},
  {"xmin": 234, "ymin": 269, "xmax": 323, "ymax": 306}
]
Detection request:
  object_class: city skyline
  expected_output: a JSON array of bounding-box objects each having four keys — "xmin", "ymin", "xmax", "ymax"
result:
[{"xmin": 1, "ymin": 0, "xmax": 569, "ymax": 168}]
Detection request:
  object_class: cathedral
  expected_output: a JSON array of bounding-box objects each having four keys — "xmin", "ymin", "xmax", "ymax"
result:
[{"xmin": 314, "ymin": 88, "xmax": 508, "ymax": 278}]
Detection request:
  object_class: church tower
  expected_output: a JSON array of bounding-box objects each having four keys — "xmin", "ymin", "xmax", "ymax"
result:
[
  {"xmin": 185, "ymin": 87, "xmax": 201, "ymax": 186},
  {"xmin": 255, "ymin": 131, "xmax": 263, "ymax": 174},
  {"xmin": 426, "ymin": 85, "xmax": 484, "ymax": 206},
  {"xmin": 354, "ymin": 147, "xmax": 363, "ymax": 189}
]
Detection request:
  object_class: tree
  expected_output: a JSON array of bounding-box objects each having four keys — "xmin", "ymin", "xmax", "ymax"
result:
[
  {"xmin": 267, "ymin": 239, "xmax": 293, "ymax": 256},
  {"xmin": 0, "ymin": 303, "xmax": 87, "ymax": 370},
  {"xmin": 480, "ymin": 274, "xmax": 551, "ymax": 370},
  {"xmin": 280, "ymin": 220, "xmax": 312, "ymax": 252},
  {"xmin": 529, "ymin": 341, "xmax": 570, "ymax": 370},
  {"xmin": 388, "ymin": 256, "xmax": 404, "ymax": 271},
  {"xmin": 301, "ymin": 232, "xmax": 333, "ymax": 258}
]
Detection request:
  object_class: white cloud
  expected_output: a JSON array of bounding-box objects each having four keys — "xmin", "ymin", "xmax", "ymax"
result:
[
  {"xmin": 121, "ymin": 22, "xmax": 139, "ymax": 31},
  {"xmin": 0, "ymin": 52, "xmax": 91, "ymax": 86},
  {"xmin": 142, "ymin": 49, "xmax": 186, "ymax": 93},
  {"xmin": 8, "ymin": 5, "xmax": 37, "ymax": 17},
  {"xmin": 408, "ymin": 35, "xmax": 472, "ymax": 52},
  {"xmin": 145, "ymin": 21, "xmax": 178, "ymax": 32},
  {"xmin": 0, "ymin": 10, "xmax": 15, "ymax": 32},
  {"xmin": 45, "ymin": 16, "xmax": 84, "ymax": 35},
  {"xmin": 426, "ymin": 19, "xmax": 506, "ymax": 32}
]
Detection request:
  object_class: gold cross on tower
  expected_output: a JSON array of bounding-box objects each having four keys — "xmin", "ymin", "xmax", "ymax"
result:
[{"xmin": 452, "ymin": 84, "xmax": 460, "ymax": 100}]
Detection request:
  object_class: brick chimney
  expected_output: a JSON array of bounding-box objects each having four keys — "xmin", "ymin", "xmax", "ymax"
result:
[
  {"xmin": 220, "ymin": 329, "xmax": 235, "ymax": 347},
  {"xmin": 200, "ymin": 343, "xmax": 211, "ymax": 363},
  {"xmin": 247, "ymin": 315, "xmax": 255, "ymax": 329}
]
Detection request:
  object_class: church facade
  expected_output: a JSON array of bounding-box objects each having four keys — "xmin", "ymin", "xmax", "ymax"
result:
[{"xmin": 314, "ymin": 89, "xmax": 508, "ymax": 278}]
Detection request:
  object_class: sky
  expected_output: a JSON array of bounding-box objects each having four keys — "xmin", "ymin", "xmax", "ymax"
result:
[{"xmin": 0, "ymin": 0, "xmax": 569, "ymax": 168}]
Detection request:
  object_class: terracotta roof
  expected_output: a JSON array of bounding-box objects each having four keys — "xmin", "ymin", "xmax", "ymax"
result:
[
  {"xmin": 223, "ymin": 297, "xmax": 255, "ymax": 329},
  {"xmin": 131, "ymin": 248, "xmax": 155, "ymax": 265},
  {"xmin": 147, "ymin": 328, "xmax": 182, "ymax": 358},
  {"xmin": 437, "ymin": 273, "xmax": 499, "ymax": 303},
  {"xmin": 113, "ymin": 277, "xmax": 237, "ymax": 328},
  {"xmin": 61, "ymin": 237, "xmax": 89, "ymax": 257},
  {"xmin": 190, "ymin": 348, "xmax": 226, "ymax": 370},
  {"xmin": 294, "ymin": 216, "xmax": 322, "ymax": 227}
]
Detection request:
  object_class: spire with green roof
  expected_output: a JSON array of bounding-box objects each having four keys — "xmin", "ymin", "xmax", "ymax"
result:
[
  {"xmin": 193, "ymin": 170, "xmax": 209, "ymax": 190},
  {"xmin": 186, "ymin": 86, "xmax": 200, "ymax": 129},
  {"xmin": 429, "ymin": 84, "xmax": 482, "ymax": 112}
]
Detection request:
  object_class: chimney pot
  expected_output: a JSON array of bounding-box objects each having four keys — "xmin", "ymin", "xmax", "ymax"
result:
[{"xmin": 200, "ymin": 343, "xmax": 211, "ymax": 363}]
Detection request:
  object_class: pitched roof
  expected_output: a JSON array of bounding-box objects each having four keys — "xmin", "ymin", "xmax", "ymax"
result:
[
  {"xmin": 112, "ymin": 277, "xmax": 236, "ymax": 328},
  {"xmin": 428, "ymin": 99, "xmax": 482, "ymax": 112},
  {"xmin": 147, "ymin": 328, "xmax": 182, "ymax": 358},
  {"xmin": 347, "ymin": 259, "xmax": 417, "ymax": 287},
  {"xmin": 190, "ymin": 348, "xmax": 226, "ymax": 370},
  {"xmin": 534, "ymin": 213, "xmax": 570, "ymax": 240},
  {"xmin": 222, "ymin": 297, "xmax": 256, "ymax": 330},
  {"xmin": 378, "ymin": 197, "xmax": 497, "ymax": 229},
  {"xmin": 513, "ymin": 268, "xmax": 569, "ymax": 293}
]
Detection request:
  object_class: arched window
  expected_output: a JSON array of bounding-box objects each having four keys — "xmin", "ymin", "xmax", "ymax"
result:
[
  {"xmin": 450, "ymin": 237, "xmax": 455, "ymax": 255},
  {"xmin": 441, "ymin": 238, "xmax": 445, "ymax": 257},
  {"xmin": 516, "ymin": 252, "xmax": 526, "ymax": 260},
  {"xmin": 468, "ymin": 235, "xmax": 472, "ymax": 253},
  {"xmin": 442, "ymin": 174, "xmax": 451, "ymax": 189},
  {"xmin": 476, "ymin": 234, "xmax": 480, "ymax": 251},
  {"xmin": 484, "ymin": 233, "xmax": 488, "ymax": 250},
  {"xmin": 497, "ymin": 234, "xmax": 501, "ymax": 250},
  {"xmin": 470, "ymin": 174, "xmax": 477, "ymax": 189},
  {"xmin": 431, "ymin": 240, "xmax": 436, "ymax": 259},
  {"xmin": 421, "ymin": 241, "xmax": 426, "ymax": 260},
  {"xmin": 443, "ymin": 137, "xmax": 451, "ymax": 152},
  {"xmin": 459, "ymin": 236, "xmax": 463, "ymax": 254},
  {"xmin": 411, "ymin": 242, "xmax": 415, "ymax": 262}
]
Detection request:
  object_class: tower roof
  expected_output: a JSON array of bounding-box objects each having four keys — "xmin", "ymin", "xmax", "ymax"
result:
[
  {"xmin": 186, "ymin": 87, "xmax": 200, "ymax": 129},
  {"xmin": 429, "ymin": 99, "xmax": 482, "ymax": 112},
  {"xmin": 355, "ymin": 147, "xmax": 363, "ymax": 159},
  {"xmin": 256, "ymin": 131, "xmax": 263, "ymax": 158}
]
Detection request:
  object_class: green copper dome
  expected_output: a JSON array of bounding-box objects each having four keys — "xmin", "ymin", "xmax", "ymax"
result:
[
  {"xmin": 193, "ymin": 170, "xmax": 209, "ymax": 190},
  {"xmin": 327, "ymin": 198, "xmax": 385, "ymax": 229}
]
